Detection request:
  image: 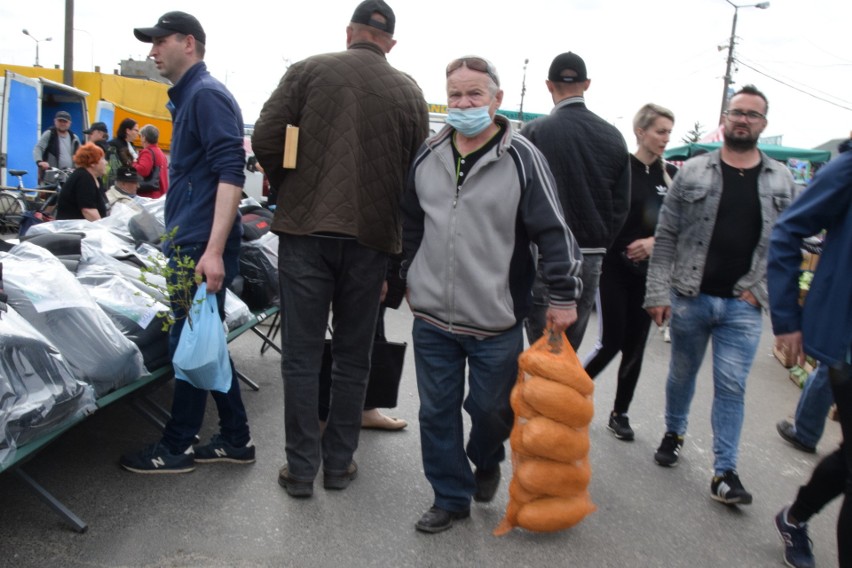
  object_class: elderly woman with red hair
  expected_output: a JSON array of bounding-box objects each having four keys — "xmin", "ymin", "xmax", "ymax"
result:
[{"xmin": 56, "ymin": 142, "xmax": 108, "ymax": 221}]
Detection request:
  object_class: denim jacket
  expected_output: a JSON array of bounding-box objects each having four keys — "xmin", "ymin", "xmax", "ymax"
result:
[{"xmin": 644, "ymin": 149, "xmax": 795, "ymax": 310}]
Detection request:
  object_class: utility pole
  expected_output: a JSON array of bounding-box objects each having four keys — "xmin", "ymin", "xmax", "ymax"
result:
[
  {"xmin": 63, "ymin": 0, "xmax": 74, "ymax": 86},
  {"xmin": 718, "ymin": 1, "xmax": 769, "ymax": 122}
]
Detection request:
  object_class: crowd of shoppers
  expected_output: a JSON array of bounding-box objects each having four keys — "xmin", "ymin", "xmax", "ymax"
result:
[{"xmin": 24, "ymin": 3, "xmax": 846, "ymax": 565}]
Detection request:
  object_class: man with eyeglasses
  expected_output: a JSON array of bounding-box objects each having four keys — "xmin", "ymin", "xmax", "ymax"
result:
[
  {"xmin": 644, "ymin": 85, "xmax": 797, "ymax": 506},
  {"xmin": 33, "ymin": 110, "xmax": 81, "ymax": 182},
  {"xmin": 401, "ymin": 56, "xmax": 582, "ymax": 533},
  {"xmin": 252, "ymin": 0, "xmax": 429, "ymax": 499},
  {"xmin": 521, "ymin": 52, "xmax": 631, "ymax": 353}
]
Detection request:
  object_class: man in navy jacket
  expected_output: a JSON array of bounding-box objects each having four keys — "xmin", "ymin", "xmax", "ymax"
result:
[
  {"xmin": 768, "ymin": 145, "xmax": 851, "ymax": 568},
  {"xmin": 120, "ymin": 11, "xmax": 254, "ymax": 474}
]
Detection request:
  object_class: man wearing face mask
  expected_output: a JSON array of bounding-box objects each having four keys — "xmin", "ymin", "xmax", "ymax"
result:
[{"xmin": 401, "ymin": 56, "xmax": 583, "ymax": 533}]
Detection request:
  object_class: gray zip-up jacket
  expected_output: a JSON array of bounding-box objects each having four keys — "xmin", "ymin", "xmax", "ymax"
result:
[
  {"xmin": 402, "ymin": 116, "xmax": 583, "ymax": 337},
  {"xmin": 644, "ymin": 149, "xmax": 795, "ymax": 310}
]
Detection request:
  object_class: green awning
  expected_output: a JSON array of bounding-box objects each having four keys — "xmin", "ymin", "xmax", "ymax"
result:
[{"xmin": 664, "ymin": 142, "xmax": 831, "ymax": 163}]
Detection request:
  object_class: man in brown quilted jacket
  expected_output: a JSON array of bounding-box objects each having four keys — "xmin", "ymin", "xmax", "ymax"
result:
[{"xmin": 252, "ymin": 0, "xmax": 429, "ymax": 499}]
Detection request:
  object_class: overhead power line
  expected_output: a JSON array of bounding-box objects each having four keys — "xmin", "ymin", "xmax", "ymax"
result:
[
  {"xmin": 737, "ymin": 56, "xmax": 852, "ymax": 106},
  {"xmin": 734, "ymin": 59, "xmax": 852, "ymax": 112}
]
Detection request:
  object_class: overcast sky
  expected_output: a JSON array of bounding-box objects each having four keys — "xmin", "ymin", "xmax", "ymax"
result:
[{"xmin": 2, "ymin": 0, "xmax": 850, "ymax": 150}]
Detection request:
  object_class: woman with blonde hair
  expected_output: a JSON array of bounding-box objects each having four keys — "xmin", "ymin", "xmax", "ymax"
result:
[
  {"xmin": 583, "ymin": 103, "xmax": 677, "ymax": 441},
  {"xmin": 55, "ymin": 143, "xmax": 108, "ymax": 221}
]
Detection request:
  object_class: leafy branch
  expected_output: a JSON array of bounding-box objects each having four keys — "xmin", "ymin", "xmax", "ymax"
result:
[{"xmin": 138, "ymin": 227, "xmax": 203, "ymax": 331}]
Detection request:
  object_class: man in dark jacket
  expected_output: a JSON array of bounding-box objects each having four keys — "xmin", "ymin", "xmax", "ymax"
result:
[
  {"xmin": 522, "ymin": 52, "xmax": 631, "ymax": 352},
  {"xmin": 121, "ymin": 11, "xmax": 254, "ymax": 474},
  {"xmin": 252, "ymin": 0, "xmax": 429, "ymax": 499}
]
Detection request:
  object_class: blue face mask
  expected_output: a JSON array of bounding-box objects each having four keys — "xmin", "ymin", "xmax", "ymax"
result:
[{"xmin": 446, "ymin": 106, "xmax": 493, "ymax": 137}]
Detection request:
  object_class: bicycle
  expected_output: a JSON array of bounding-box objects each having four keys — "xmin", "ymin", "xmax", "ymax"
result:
[
  {"xmin": 0, "ymin": 168, "xmax": 70, "ymax": 236},
  {"xmin": 0, "ymin": 169, "xmax": 31, "ymax": 235}
]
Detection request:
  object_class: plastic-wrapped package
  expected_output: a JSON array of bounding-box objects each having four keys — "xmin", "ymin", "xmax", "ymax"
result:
[
  {"xmin": 0, "ymin": 304, "xmax": 96, "ymax": 468},
  {"xmin": 24, "ymin": 221, "xmax": 137, "ymax": 262},
  {"xmin": 0, "ymin": 242, "xmax": 146, "ymax": 396},
  {"xmin": 224, "ymin": 288, "xmax": 251, "ymax": 332},
  {"xmin": 238, "ymin": 239, "xmax": 279, "ymax": 310},
  {"xmin": 76, "ymin": 255, "xmax": 170, "ymax": 369}
]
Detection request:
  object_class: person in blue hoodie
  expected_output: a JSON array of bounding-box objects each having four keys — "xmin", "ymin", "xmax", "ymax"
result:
[
  {"xmin": 768, "ymin": 136, "xmax": 852, "ymax": 568},
  {"xmin": 120, "ymin": 11, "xmax": 254, "ymax": 474}
]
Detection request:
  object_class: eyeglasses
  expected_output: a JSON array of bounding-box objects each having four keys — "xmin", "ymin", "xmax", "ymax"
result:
[
  {"xmin": 724, "ymin": 109, "xmax": 766, "ymax": 122},
  {"xmin": 446, "ymin": 56, "xmax": 500, "ymax": 87}
]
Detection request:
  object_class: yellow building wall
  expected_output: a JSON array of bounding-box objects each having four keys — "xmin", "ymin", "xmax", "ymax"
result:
[{"xmin": 0, "ymin": 63, "xmax": 172, "ymax": 150}]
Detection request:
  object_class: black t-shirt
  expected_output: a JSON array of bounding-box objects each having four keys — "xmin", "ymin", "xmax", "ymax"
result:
[
  {"xmin": 700, "ymin": 161, "xmax": 762, "ymax": 297},
  {"xmin": 611, "ymin": 155, "xmax": 676, "ymax": 252},
  {"xmin": 56, "ymin": 167, "xmax": 107, "ymax": 220},
  {"xmin": 450, "ymin": 125, "xmax": 504, "ymax": 190}
]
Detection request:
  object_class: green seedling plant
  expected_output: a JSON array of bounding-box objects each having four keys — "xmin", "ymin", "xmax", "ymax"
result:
[{"xmin": 138, "ymin": 227, "xmax": 203, "ymax": 331}]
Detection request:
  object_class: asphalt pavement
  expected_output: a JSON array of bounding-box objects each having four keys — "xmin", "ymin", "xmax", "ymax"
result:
[{"xmin": 0, "ymin": 304, "xmax": 843, "ymax": 567}]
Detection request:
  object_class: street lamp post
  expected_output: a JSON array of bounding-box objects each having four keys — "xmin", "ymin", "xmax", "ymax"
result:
[
  {"xmin": 519, "ymin": 58, "xmax": 529, "ymax": 125},
  {"xmin": 22, "ymin": 29, "xmax": 53, "ymax": 67},
  {"xmin": 718, "ymin": 1, "xmax": 769, "ymax": 122}
]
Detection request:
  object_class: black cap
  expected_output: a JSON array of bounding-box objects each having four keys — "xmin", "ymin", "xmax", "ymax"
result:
[
  {"xmin": 548, "ymin": 52, "xmax": 588, "ymax": 83},
  {"xmin": 351, "ymin": 0, "xmax": 395, "ymax": 34},
  {"xmin": 116, "ymin": 166, "xmax": 142, "ymax": 183},
  {"xmin": 83, "ymin": 121, "xmax": 108, "ymax": 134},
  {"xmin": 55, "ymin": 111, "xmax": 72, "ymax": 121},
  {"xmin": 134, "ymin": 11, "xmax": 206, "ymax": 44}
]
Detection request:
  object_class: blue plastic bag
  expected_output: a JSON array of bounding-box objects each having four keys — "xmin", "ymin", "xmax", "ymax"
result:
[{"xmin": 172, "ymin": 282, "xmax": 232, "ymax": 393}]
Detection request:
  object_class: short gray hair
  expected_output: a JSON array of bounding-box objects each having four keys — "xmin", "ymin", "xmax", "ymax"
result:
[{"xmin": 140, "ymin": 124, "xmax": 159, "ymax": 144}]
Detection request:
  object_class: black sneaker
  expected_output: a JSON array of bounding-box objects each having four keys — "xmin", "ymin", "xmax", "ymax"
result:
[
  {"xmin": 711, "ymin": 470, "xmax": 753, "ymax": 505},
  {"xmin": 194, "ymin": 435, "xmax": 256, "ymax": 464},
  {"xmin": 654, "ymin": 432, "xmax": 684, "ymax": 467},
  {"xmin": 473, "ymin": 465, "xmax": 501, "ymax": 502},
  {"xmin": 774, "ymin": 506, "xmax": 815, "ymax": 568},
  {"xmin": 607, "ymin": 413, "xmax": 635, "ymax": 441},
  {"xmin": 120, "ymin": 442, "xmax": 195, "ymax": 474},
  {"xmin": 776, "ymin": 420, "xmax": 816, "ymax": 453}
]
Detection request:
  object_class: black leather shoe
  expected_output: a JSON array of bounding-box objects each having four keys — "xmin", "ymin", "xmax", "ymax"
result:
[
  {"xmin": 776, "ymin": 420, "xmax": 816, "ymax": 453},
  {"xmin": 323, "ymin": 461, "xmax": 358, "ymax": 490},
  {"xmin": 415, "ymin": 506, "xmax": 470, "ymax": 534},
  {"xmin": 278, "ymin": 466, "xmax": 313, "ymax": 498},
  {"xmin": 473, "ymin": 465, "xmax": 501, "ymax": 502}
]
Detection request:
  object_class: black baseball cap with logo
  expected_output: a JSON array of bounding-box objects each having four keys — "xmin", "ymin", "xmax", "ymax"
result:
[
  {"xmin": 134, "ymin": 11, "xmax": 206, "ymax": 44},
  {"xmin": 116, "ymin": 166, "xmax": 142, "ymax": 183}
]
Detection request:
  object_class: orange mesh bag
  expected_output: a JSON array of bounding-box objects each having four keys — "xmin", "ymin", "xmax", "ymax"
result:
[{"xmin": 495, "ymin": 333, "xmax": 596, "ymax": 536}]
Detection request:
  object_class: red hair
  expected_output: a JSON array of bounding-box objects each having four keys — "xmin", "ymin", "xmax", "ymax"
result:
[{"xmin": 74, "ymin": 142, "xmax": 105, "ymax": 168}]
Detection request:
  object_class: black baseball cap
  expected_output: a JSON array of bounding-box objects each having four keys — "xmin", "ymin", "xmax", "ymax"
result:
[
  {"xmin": 55, "ymin": 111, "xmax": 72, "ymax": 121},
  {"xmin": 351, "ymin": 0, "xmax": 395, "ymax": 34},
  {"xmin": 548, "ymin": 52, "xmax": 588, "ymax": 83},
  {"xmin": 116, "ymin": 166, "xmax": 142, "ymax": 183},
  {"xmin": 134, "ymin": 11, "xmax": 206, "ymax": 44},
  {"xmin": 83, "ymin": 122, "xmax": 108, "ymax": 134}
]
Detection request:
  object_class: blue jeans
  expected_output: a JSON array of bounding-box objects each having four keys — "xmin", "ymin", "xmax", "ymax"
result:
[
  {"xmin": 527, "ymin": 253, "xmax": 600, "ymax": 352},
  {"xmin": 793, "ymin": 363, "xmax": 834, "ymax": 448},
  {"xmin": 413, "ymin": 318, "xmax": 523, "ymax": 512},
  {"xmin": 665, "ymin": 292, "xmax": 762, "ymax": 475},
  {"xmin": 161, "ymin": 240, "xmax": 250, "ymax": 453},
  {"xmin": 277, "ymin": 234, "xmax": 387, "ymax": 481}
]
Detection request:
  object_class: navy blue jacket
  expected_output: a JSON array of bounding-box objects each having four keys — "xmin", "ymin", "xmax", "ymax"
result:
[
  {"xmin": 165, "ymin": 62, "xmax": 245, "ymax": 246},
  {"xmin": 768, "ymin": 149, "xmax": 852, "ymax": 365}
]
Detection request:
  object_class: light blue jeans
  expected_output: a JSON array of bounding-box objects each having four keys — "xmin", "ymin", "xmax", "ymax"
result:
[
  {"xmin": 665, "ymin": 292, "xmax": 762, "ymax": 475},
  {"xmin": 793, "ymin": 363, "xmax": 834, "ymax": 448}
]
